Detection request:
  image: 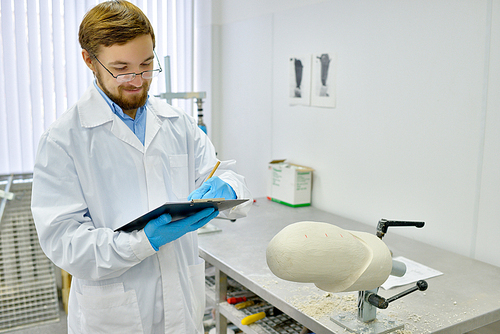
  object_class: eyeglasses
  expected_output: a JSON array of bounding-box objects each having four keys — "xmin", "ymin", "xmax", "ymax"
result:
[{"xmin": 90, "ymin": 50, "xmax": 163, "ymax": 83}]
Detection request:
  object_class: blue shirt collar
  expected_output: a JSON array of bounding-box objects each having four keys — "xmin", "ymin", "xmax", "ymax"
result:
[{"xmin": 93, "ymin": 80, "xmax": 148, "ymax": 145}]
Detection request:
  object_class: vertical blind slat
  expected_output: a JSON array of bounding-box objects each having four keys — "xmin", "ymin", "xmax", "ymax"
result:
[
  {"xmin": 176, "ymin": 0, "xmax": 193, "ymax": 115},
  {"xmin": 75, "ymin": 1, "xmax": 89, "ymax": 99},
  {"xmin": 62, "ymin": 0, "xmax": 80, "ymax": 108},
  {"xmin": 167, "ymin": 0, "xmax": 177, "ymax": 94},
  {"xmin": 153, "ymin": 0, "xmax": 165, "ymax": 95},
  {"xmin": 52, "ymin": 0, "xmax": 67, "ymax": 120},
  {"xmin": 39, "ymin": 1, "xmax": 56, "ymax": 134},
  {"xmin": 15, "ymin": 0, "xmax": 34, "ymax": 171},
  {"xmin": 0, "ymin": 2, "xmax": 10, "ymax": 173},
  {"xmin": 3, "ymin": 0, "xmax": 22, "ymax": 173},
  {"xmin": 27, "ymin": 1, "xmax": 44, "ymax": 161}
]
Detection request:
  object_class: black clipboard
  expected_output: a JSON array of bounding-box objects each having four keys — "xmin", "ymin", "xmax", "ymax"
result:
[{"xmin": 115, "ymin": 198, "xmax": 249, "ymax": 232}]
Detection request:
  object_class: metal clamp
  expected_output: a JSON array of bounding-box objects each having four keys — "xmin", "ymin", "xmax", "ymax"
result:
[
  {"xmin": 376, "ymin": 219, "xmax": 425, "ymax": 239},
  {"xmin": 364, "ymin": 280, "xmax": 428, "ymax": 311}
]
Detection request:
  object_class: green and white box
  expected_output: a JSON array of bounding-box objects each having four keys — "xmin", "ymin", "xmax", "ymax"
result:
[{"xmin": 267, "ymin": 160, "xmax": 314, "ymax": 207}]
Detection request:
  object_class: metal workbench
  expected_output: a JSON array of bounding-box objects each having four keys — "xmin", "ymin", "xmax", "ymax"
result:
[{"xmin": 198, "ymin": 198, "xmax": 500, "ymax": 334}]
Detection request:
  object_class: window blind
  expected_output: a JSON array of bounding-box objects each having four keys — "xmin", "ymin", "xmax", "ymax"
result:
[{"xmin": 0, "ymin": 0, "xmax": 195, "ymax": 174}]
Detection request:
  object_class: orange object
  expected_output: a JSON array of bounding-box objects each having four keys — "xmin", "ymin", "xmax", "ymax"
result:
[{"xmin": 227, "ymin": 296, "xmax": 247, "ymax": 304}]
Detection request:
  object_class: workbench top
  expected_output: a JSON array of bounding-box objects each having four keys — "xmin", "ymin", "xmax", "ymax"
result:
[{"xmin": 198, "ymin": 198, "xmax": 500, "ymax": 333}]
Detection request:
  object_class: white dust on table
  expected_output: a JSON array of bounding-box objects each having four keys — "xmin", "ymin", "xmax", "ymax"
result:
[
  {"xmin": 252, "ymin": 276, "xmax": 479, "ymax": 333},
  {"xmin": 289, "ymin": 290, "xmax": 425, "ymax": 334},
  {"xmin": 291, "ymin": 291, "xmax": 357, "ymax": 319}
]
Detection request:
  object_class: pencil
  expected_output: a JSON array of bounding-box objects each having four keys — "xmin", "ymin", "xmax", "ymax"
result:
[{"xmin": 206, "ymin": 161, "xmax": 221, "ymax": 181}]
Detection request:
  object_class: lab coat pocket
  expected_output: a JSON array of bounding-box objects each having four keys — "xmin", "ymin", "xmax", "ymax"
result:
[
  {"xmin": 76, "ymin": 284, "xmax": 144, "ymax": 334},
  {"xmin": 188, "ymin": 260, "xmax": 206, "ymax": 332},
  {"xmin": 169, "ymin": 154, "xmax": 189, "ymax": 199}
]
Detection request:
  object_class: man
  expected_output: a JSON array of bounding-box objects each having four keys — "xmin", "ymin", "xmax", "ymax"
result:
[{"xmin": 31, "ymin": 1, "xmax": 252, "ymax": 333}]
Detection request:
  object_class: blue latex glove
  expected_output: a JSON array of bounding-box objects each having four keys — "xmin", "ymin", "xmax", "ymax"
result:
[
  {"xmin": 144, "ymin": 208, "xmax": 218, "ymax": 251},
  {"xmin": 188, "ymin": 176, "xmax": 237, "ymax": 201}
]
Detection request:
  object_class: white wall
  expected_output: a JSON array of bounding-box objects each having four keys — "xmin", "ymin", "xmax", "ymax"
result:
[
  {"xmin": 210, "ymin": 6, "xmax": 274, "ymax": 197},
  {"xmin": 210, "ymin": 0, "xmax": 500, "ymax": 267}
]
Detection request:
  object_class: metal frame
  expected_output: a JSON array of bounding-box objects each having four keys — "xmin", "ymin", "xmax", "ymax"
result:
[{"xmin": 0, "ymin": 174, "xmax": 60, "ymax": 332}]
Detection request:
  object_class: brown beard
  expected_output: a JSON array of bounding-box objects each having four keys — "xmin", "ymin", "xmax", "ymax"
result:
[{"xmin": 95, "ymin": 71, "xmax": 151, "ymax": 112}]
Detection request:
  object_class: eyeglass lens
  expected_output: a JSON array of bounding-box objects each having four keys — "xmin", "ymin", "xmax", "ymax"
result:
[{"xmin": 116, "ymin": 70, "xmax": 160, "ymax": 83}]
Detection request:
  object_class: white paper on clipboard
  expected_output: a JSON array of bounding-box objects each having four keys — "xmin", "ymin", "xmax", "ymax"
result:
[{"xmin": 115, "ymin": 198, "xmax": 249, "ymax": 232}]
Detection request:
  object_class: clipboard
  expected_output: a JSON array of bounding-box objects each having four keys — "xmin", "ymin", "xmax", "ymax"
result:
[{"xmin": 115, "ymin": 198, "xmax": 249, "ymax": 232}]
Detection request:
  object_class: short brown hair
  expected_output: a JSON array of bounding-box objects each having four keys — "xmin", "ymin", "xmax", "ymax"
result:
[{"xmin": 78, "ymin": 0, "xmax": 155, "ymax": 56}]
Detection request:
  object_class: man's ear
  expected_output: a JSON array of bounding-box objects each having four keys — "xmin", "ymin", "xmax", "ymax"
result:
[{"xmin": 82, "ymin": 49, "xmax": 95, "ymax": 72}]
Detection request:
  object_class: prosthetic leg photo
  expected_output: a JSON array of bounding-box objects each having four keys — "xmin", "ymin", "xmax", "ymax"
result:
[
  {"xmin": 316, "ymin": 53, "xmax": 331, "ymax": 97},
  {"xmin": 293, "ymin": 58, "xmax": 303, "ymax": 98}
]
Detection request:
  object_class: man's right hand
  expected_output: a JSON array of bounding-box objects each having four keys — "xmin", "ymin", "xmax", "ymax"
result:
[{"xmin": 144, "ymin": 208, "xmax": 218, "ymax": 251}]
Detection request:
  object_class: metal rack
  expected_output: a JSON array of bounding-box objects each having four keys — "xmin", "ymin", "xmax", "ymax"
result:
[
  {"xmin": 0, "ymin": 174, "xmax": 60, "ymax": 332},
  {"xmin": 205, "ymin": 273, "xmax": 303, "ymax": 334},
  {"xmin": 155, "ymin": 55, "xmax": 207, "ymax": 133}
]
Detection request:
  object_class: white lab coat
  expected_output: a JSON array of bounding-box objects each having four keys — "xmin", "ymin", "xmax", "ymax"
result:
[{"xmin": 31, "ymin": 84, "xmax": 252, "ymax": 334}]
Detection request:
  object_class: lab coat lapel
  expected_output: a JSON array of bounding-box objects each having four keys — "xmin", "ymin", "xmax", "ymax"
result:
[
  {"xmin": 144, "ymin": 106, "xmax": 162, "ymax": 150},
  {"xmin": 144, "ymin": 98, "xmax": 180, "ymax": 150},
  {"xmin": 110, "ymin": 119, "xmax": 144, "ymax": 153}
]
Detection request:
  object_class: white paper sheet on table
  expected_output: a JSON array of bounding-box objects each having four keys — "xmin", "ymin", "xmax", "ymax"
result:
[{"xmin": 381, "ymin": 256, "xmax": 443, "ymax": 290}]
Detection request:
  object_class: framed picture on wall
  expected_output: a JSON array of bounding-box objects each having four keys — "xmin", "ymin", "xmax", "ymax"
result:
[
  {"xmin": 289, "ymin": 55, "xmax": 311, "ymax": 106},
  {"xmin": 310, "ymin": 52, "xmax": 336, "ymax": 108}
]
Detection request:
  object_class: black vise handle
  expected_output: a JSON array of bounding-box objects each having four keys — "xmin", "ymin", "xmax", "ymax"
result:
[
  {"xmin": 376, "ymin": 219, "xmax": 425, "ymax": 239},
  {"xmin": 366, "ymin": 280, "xmax": 428, "ymax": 309},
  {"xmin": 366, "ymin": 293, "xmax": 389, "ymax": 309}
]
